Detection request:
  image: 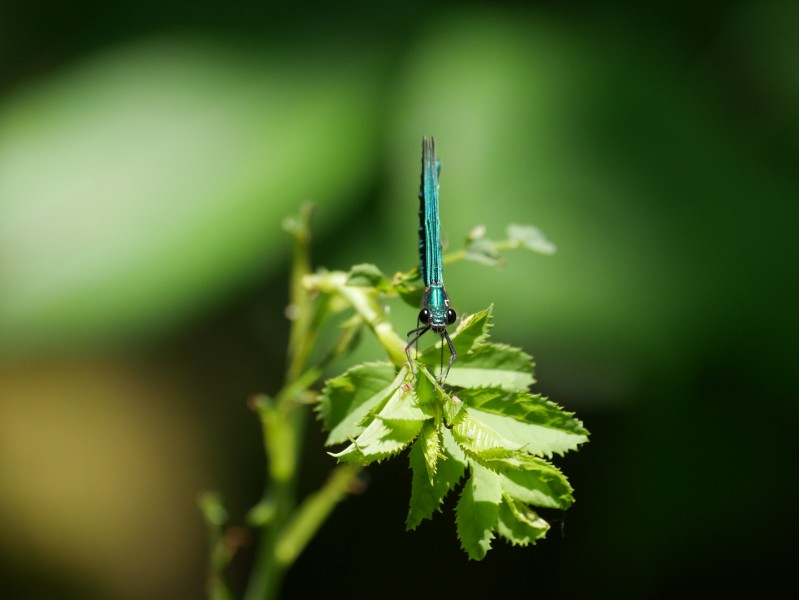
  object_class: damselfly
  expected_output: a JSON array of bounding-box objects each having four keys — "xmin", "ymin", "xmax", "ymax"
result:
[{"xmin": 405, "ymin": 137, "xmax": 457, "ymax": 382}]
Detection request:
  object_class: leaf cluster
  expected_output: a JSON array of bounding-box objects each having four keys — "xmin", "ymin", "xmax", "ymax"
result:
[{"xmin": 317, "ymin": 306, "xmax": 588, "ymax": 559}]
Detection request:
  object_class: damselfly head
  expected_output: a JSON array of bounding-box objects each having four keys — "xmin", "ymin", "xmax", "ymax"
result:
[{"xmin": 429, "ymin": 307, "xmax": 456, "ymax": 333}]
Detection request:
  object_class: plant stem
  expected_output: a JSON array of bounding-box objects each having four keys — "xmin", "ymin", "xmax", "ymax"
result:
[
  {"xmin": 305, "ymin": 271, "xmax": 407, "ymax": 366},
  {"xmin": 244, "ymin": 206, "xmax": 315, "ymax": 600},
  {"xmin": 442, "ymin": 240, "xmax": 521, "ymax": 266},
  {"xmin": 274, "ymin": 464, "xmax": 361, "ymax": 565},
  {"xmin": 243, "ymin": 206, "xmax": 414, "ymax": 600}
]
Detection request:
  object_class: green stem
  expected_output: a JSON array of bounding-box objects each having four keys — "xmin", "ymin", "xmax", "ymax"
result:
[
  {"xmin": 284, "ymin": 205, "xmax": 316, "ymax": 382},
  {"xmin": 305, "ymin": 271, "xmax": 407, "ymax": 365},
  {"xmin": 442, "ymin": 240, "xmax": 521, "ymax": 266},
  {"xmin": 199, "ymin": 492, "xmax": 235, "ymax": 600},
  {"xmin": 274, "ymin": 464, "xmax": 361, "ymax": 565},
  {"xmin": 244, "ymin": 206, "xmax": 315, "ymax": 600},
  {"xmin": 242, "ymin": 207, "xmax": 421, "ymax": 600}
]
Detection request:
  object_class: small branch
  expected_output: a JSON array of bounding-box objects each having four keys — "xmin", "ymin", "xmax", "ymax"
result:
[
  {"xmin": 244, "ymin": 205, "xmax": 317, "ymax": 600},
  {"xmin": 284, "ymin": 204, "xmax": 316, "ymax": 383},
  {"xmin": 274, "ymin": 464, "xmax": 362, "ymax": 566},
  {"xmin": 305, "ymin": 271, "xmax": 407, "ymax": 366},
  {"xmin": 198, "ymin": 492, "xmax": 236, "ymax": 600}
]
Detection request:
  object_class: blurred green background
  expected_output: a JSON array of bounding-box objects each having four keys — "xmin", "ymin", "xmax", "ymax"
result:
[{"xmin": 1, "ymin": 0, "xmax": 797, "ymax": 597}]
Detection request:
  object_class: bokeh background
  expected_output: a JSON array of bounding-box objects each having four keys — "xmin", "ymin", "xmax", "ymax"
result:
[{"xmin": 1, "ymin": 1, "xmax": 797, "ymax": 598}]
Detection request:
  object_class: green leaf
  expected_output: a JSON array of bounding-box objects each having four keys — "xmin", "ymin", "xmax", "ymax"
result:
[
  {"xmin": 464, "ymin": 238, "xmax": 502, "ymax": 266},
  {"xmin": 417, "ymin": 306, "xmax": 493, "ymax": 367},
  {"xmin": 455, "ymin": 463, "xmax": 502, "ymax": 560},
  {"xmin": 496, "ymin": 495, "xmax": 549, "ymax": 547},
  {"xmin": 378, "ymin": 390, "xmax": 433, "ymax": 422},
  {"xmin": 459, "ymin": 388, "xmax": 589, "ymax": 457},
  {"xmin": 0, "ymin": 38, "xmax": 379, "ymax": 355},
  {"xmin": 465, "ymin": 450, "xmax": 537, "ymax": 474},
  {"xmin": 198, "ymin": 491, "xmax": 228, "ymax": 527},
  {"xmin": 499, "ymin": 457, "xmax": 574, "ymax": 509},
  {"xmin": 418, "ymin": 420, "xmax": 442, "ymax": 482},
  {"xmin": 469, "ymin": 408, "xmax": 586, "ymax": 458},
  {"xmin": 396, "ymin": 282, "xmax": 424, "ymax": 308},
  {"xmin": 507, "ymin": 224, "xmax": 556, "ymax": 255},
  {"xmin": 442, "ymin": 392, "xmax": 467, "ymax": 428},
  {"xmin": 416, "ymin": 366, "xmax": 465, "ymax": 426},
  {"xmin": 450, "ymin": 408, "xmax": 524, "ymax": 460},
  {"xmin": 413, "ymin": 366, "xmax": 439, "ymax": 406},
  {"xmin": 444, "ymin": 343, "xmax": 535, "ymax": 391},
  {"xmin": 260, "ymin": 397, "xmax": 298, "ymax": 481},
  {"xmin": 346, "ymin": 263, "xmax": 388, "ymax": 288},
  {"xmin": 406, "ymin": 432, "xmax": 467, "ymax": 530},
  {"xmin": 450, "ymin": 306, "xmax": 494, "ymax": 354},
  {"xmin": 317, "ymin": 362, "xmax": 398, "ymax": 446},
  {"xmin": 330, "ymin": 377, "xmax": 426, "ymax": 463},
  {"xmin": 441, "ymin": 427, "xmax": 467, "ymax": 463},
  {"xmin": 330, "ymin": 418, "xmax": 422, "ymax": 464},
  {"xmin": 466, "ymin": 224, "xmax": 487, "ymax": 242},
  {"xmin": 465, "ymin": 387, "xmax": 588, "ymax": 434}
]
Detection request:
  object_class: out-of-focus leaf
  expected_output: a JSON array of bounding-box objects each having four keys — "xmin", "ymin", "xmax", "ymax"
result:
[
  {"xmin": 0, "ymin": 38, "xmax": 379, "ymax": 355},
  {"xmin": 464, "ymin": 238, "xmax": 502, "ymax": 266},
  {"xmin": 507, "ymin": 224, "xmax": 556, "ymax": 255},
  {"xmin": 346, "ymin": 263, "xmax": 388, "ymax": 288}
]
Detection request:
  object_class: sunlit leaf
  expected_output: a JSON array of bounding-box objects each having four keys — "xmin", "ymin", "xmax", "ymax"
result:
[
  {"xmin": 507, "ymin": 223, "xmax": 556, "ymax": 255},
  {"xmin": 444, "ymin": 343, "xmax": 535, "ymax": 391},
  {"xmin": 330, "ymin": 376, "xmax": 427, "ymax": 463},
  {"xmin": 455, "ymin": 463, "xmax": 502, "ymax": 560},
  {"xmin": 330, "ymin": 418, "xmax": 422, "ymax": 464},
  {"xmin": 406, "ymin": 432, "xmax": 467, "ymax": 530},
  {"xmin": 450, "ymin": 306, "xmax": 494, "ymax": 354},
  {"xmin": 465, "ymin": 388, "xmax": 582, "ymax": 427},
  {"xmin": 450, "ymin": 408, "xmax": 523, "ymax": 459},
  {"xmin": 417, "ymin": 306, "xmax": 493, "ymax": 367},
  {"xmin": 496, "ymin": 495, "xmax": 549, "ymax": 546},
  {"xmin": 317, "ymin": 362, "xmax": 397, "ymax": 446},
  {"xmin": 498, "ymin": 457, "xmax": 574, "ymax": 509},
  {"xmin": 418, "ymin": 420, "xmax": 442, "ymax": 481},
  {"xmin": 466, "ymin": 405, "xmax": 587, "ymax": 458}
]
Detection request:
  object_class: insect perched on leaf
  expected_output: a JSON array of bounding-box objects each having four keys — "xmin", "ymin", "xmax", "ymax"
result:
[{"xmin": 405, "ymin": 137, "xmax": 457, "ymax": 382}]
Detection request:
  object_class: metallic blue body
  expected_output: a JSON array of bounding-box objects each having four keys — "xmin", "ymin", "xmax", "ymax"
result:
[
  {"xmin": 406, "ymin": 136, "xmax": 457, "ymax": 382},
  {"xmin": 419, "ymin": 137, "xmax": 450, "ymax": 330}
]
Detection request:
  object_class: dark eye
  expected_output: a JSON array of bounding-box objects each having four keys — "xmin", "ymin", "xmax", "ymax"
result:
[
  {"xmin": 418, "ymin": 308, "xmax": 431, "ymax": 324},
  {"xmin": 446, "ymin": 308, "xmax": 457, "ymax": 324}
]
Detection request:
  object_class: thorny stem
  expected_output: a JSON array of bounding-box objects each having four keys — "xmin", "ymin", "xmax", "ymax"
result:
[
  {"xmin": 442, "ymin": 239, "xmax": 523, "ymax": 266},
  {"xmin": 304, "ymin": 271, "xmax": 407, "ymax": 366},
  {"xmin": 241, "ymin": 205, "xmax": 388, "ymax": 600},
  {"xmin": 243, "ymin": 205, "xmax": 360, "ymax": 600},
  {"xmin": 219, "ymin": 217, "xmax": 548, "ymax": 599}
]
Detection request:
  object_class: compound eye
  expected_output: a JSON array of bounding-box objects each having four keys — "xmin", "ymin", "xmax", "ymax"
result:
[
  {"xmin": 418, "ymin": 308, "xmax": 431, "ymax": 324},
  {"xmin": 446, "ymin": 308, "xmax": 457, "ymax": 324}
]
